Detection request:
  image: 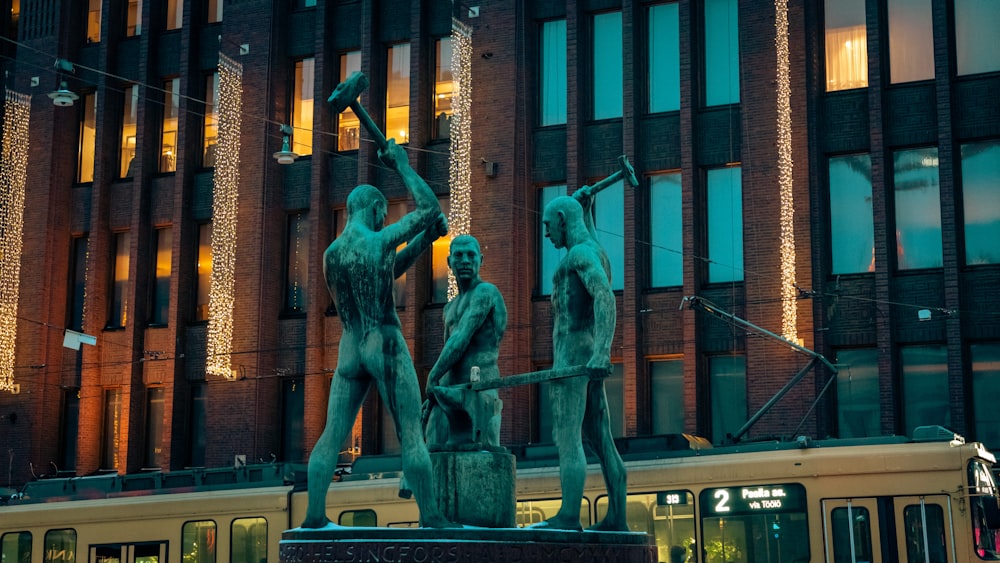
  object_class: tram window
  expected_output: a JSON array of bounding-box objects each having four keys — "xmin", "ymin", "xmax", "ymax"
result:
[
  {"xmin": 182, "ymin": 520, "xmax": 217, "ymax": 563},
  {"xmin": 339, "ymin": 510, "xmax": 376, "ymax": 527},
  {"xmin": 231, "ymin": 518, "xmax": 266, "ymax": 563},
  {"xmin": 515, "ymin": 498, "xmax": 590, "ymax": 529},
  {"xmin": 700, "ymin": 484, "xmax": 809, "ymax": 563},
  {"xmin": 43, "ymin": 529, "xmax": 76, "ymax": 563},
  {"xmin": 831, "ymin": 506, "xmax": 874, "ymax": 563},
  {"xmin": 1, "ymin": 531, "xmax": 32, "ymax": 563},
  {"xmin": 903, "ymin": 504, "xmax": 947, "ymax": 563},
  {"xmin": 597, "ymin": 491, "xmax": 695, "ymax": 563},
  {"xmin": 970, "ymin": 460, "xmax": 1000, "ymax": 560}
]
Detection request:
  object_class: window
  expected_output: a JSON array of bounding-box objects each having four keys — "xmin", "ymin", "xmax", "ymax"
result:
[
  {"xmin": 592, "ymin": 11, "xmax": 622, "ymax": 120},
  {"xmin": 835, "ymin": 348, "xmax": 880, "ymax": 438},
  {"xmin": 709, "ymin": 355, "xmax": 746, "ymax": 443},
  {"xmin": 1, "ymin": 532, "xmax": 32, "ymax": 563},
  {"xmin": 902, "ymin": 504, "xmax": 948, "ymax": 563},
  {"xmin": 182, "ymin": 521, "xmax": 216, "ymax": 563},
  {"xmin": 86, "ymin": 0, "xmax": 101, "ymax": 42},
  {"xmin": 538, "ymin": 185, "xmax": 567, "ymax": 295},
  {"xmin": 284, "ymin": 212, "xmax": 309, "ymax": 314},
  {"xmin": 144, "ymin": 387, "xmax": 165, "ymax": 467},
  {"xmin": 102, "ymin": 388, "xmax": 122, "ymax": 469},
  {"xmin": 292, "ymin": 58, "xmax": 314, "ymax": 155},
  {"xmin": 126, "ymin": 0, "xmax": 142, "ymax": 36},
  {"xmin": 700, "ymin": 483, "xmax": 809, "ymax": 562},
  {"xmin": 42, "ymin": 530, "xmax": 76, "ymax": 563},
  {"xmin": 516, "ymin": 498, "xmax": 590, "ymax": 528},
  {"xmin": 195, "ymin": 223, "xmax": 212, "ymax": 321},
  {"xmin": 433, "ymin": 38, "xmax": 454, "ymax": 139},
  {"xmin": 339, "ymin": 510, "xmax": 376, "ymax": 527},
  {"xmin": 972, "ymin": 343, "xmax": 1000, "ymax": 447},
  {"xmin": 595, "ymin": 180, "xmax": 625, "ymax": 291},
  {"xmin": 109, "ymin": 231, "xmax": 130, "ymax": 328},
  {"xmin": 386, "ymin": 44, "xmax": 410, "ymax": 144},
  {"xmin": 597, "ymin": 492, "xmax": 694, "ymax": 562},
  {"xmin": 704, "ymin": 0, "xmax": 739, "ymax": 106},
  {"xmin": 969, "ymin": 459, "xmax": 1000, "ymax": 558},
  {"xmin": 151, "ymin": 227, "xmax": 171, "ymax": 326},
  {"xmin": 829, "ymin": 154, "xmax": 874, "ymax": 274},
  {"xmin": 961, "ymin": 140, "xmax": 1000, "ymax": 265},
  {"xmin": 888, "ymin": 0, "xmax": 934, "ymax": 83},
  {"xmin": 69, "ymin": 236, "xmax": 88, "ymax": 331},
  {"xmin": 207, "ymin": 0, "xmax": 222, "ymax": 23},
  {"xmin": 337, "ymin": 51, "xmax": 361, "ymax": 151},
  {"xmin": 707, "ymin": 166, "xmax": 743, "ymax": 283},
  {"xmin": 188, "ymin": 383, "xmax": 206, "ymax": 466},
  {"xmin": 120, "ymin": 85, "xmax": 138, "ymax": 178},
  {"xmin": 203, "ymin": 73, "xmax": 219, "ymax": 167},
  {"xmin": 295, "ymin": 0, "xmax": 317, "ymax": 7},
  {"xmin": 893, "ymin": 147, "xmax": 942, "ymax": 270},
  {"xmin": 955, "ymin": 0, "xmax": 1000, "ymax": 76},
  {"xmin": 539, "ymin": 19, "xmax": 567, "ymax": 126},
  {"xmin": 430, "ymin": 198, "xmax": 450, "ymax": 303},
  {"xmin": 825, "ymin": 0, "xmax": 868, "ymax": 91},
  {"xmin": 603, "ymin": 364, "xmax": 624, "ymax": 437},
  {"xmin": 78, "ymin": 93, "xmax": 96, "ymax": 183},
  {"xmin": 166, "ymin": 0, "xmax": 181, "ymax": 30},
  {"xmin": 231, "ymin": 518, "xmax": 267, "ymax": 563},
  {"xmin": 59, "ymin": 387, "xmax": 80, "ymax": 471},
  {"xmin": 650, "ymin": 173, "xmax": 682, "ymax": 287},
  {"xmin": 648, "ymin": 3, "xmax": 680, "ymax": 113},
  {"xmin": 831, "ymin": 505, "xmax": 874, "ymax": 563},
  {"xmin": 650, "ymin": 358, "xmax": 684, "ymax": 434},
  {"xmin": 281, "ymin": 378, "xmax": 304, "ymax": 462},
  {"xmin": 901, "ymin": 345, "xmax": 949, "ymax": 438},
  {"xmin": 160, "ymin": 78, "xmax": 179, "ymax": 173}
]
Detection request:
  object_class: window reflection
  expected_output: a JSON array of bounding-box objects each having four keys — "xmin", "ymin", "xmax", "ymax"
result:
[
  {"xmin": 972, "ymin": 343, "xmax": 1000, "ymax": 447},
  {"xmin": 648, "ymin": 3, "xmax": 680, "ymax": 113},
  {"xmin": 126, "ymin": 0, "xmax": 142, "ymax": 36},
  {"xmin": 338, "ymin": 52, "xmax": 361, "ymax": 151},
  {"xmin": 650, "ymin": 173, "xmax": 682, "ymax": 287},
  {"xmin": 386, "ymin": 44, "xmax": 410, "ymax": 144},
  {"xmin": 888, "ymin": 0, "xmax": 934, "ymax": 83},
  {"xmin": 704, "ymin": 0, "xmax": 739, "ymax": 106},
  {"xmin": 433, "ymin": 39, "xmax": 454, "ymax": 139},
  {"xmin": 710, "ymin": 355, "xmax": 746, "ymax": 444},
  {"xmin": 707, "ymin": 166, "xmax": 743, "ymax": 283},
  {"xmin": 901, "ymin": 345, "xmax": 949, "ymax": 437},
  {"xmin": 955, "ymin": 0, "xmax": 1000, "ymax": 76},
  {"xmin": 961, "ymin": 140, "xmax": 1000, "ymax": 265},
  {"xmin": 151, "ymin": 227, "xmax": 172, "ymax": 326},
  {"xmin": 120, "ymin": 86, "xmax": 138, "ymax": 178},
  {"xmin": 196, "ymin": 223, "xmax": 212, "ymax": 322},
  {"xmin": 110, "ymin": 232, "xmax": 131, "ymax": 328},
  {"xmin": 292, "ymin": 59, "xmax": 314, "ymax": 156},
  {"xmin": 595, "ymin": 179, "xmax": 624, "ymax": 291},
  {"xmin": 593, "ymin": 11, "xmax": 622, "ymax": 120},
  {"xmin": 166, "ymin": 0, "xmax": 181, "ymax": 30},
  {"xmin": 824, "ymin": 0, "xmax": 868, "ymax": 91},
  {"xmin": 537, "ymin": 185, "xmax": 567, "ymax": 295},
  {"xmin": 539, "ymin": 20, "xmax": 567, "ymax": 126},
  {"xmin": 78, "ymin": 93, "xmax": 96, "ymax": 183},
  {"xmin": 160, "ymin": 78, "xmax": 179, "ymax": 173},
  {"xmin": 203, "ymin": 73, "xmax": 219, "ymax": 167},
  {"xmin": 893, "ymin": 147, "xmax": 942, "ymax": 270},
  {"xmin": 834, "ymin": 348, "xmax": 880, "ymax": 438},
  {"xmin": 650, "ymin": 359, "xmax": 684, "ymax": 435},
  {"xmin": 430, "ymin": 198, "xmax": 450, "ymax": 303},
  {"xmin": 829, "ymin": 154, "xmax": 874, "ymax": 274}
]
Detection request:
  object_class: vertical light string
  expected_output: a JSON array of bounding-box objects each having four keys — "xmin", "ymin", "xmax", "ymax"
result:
[
  {"xmin": 775, "ymin": 0, "xmax": 797, "ymax": 342},
  {"xmin": 206, "ymin": 54, "xmax": 242, "ymax": 379},
  {"xmin": 446, "ymin": 18, "xmax": 473, "ymax": 301},
  {"xmin": 0, "ymin": 90, "xmax": 30, "ymax": 392}
]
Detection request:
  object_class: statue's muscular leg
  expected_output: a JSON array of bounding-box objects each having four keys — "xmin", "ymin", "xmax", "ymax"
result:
[
  {"xmin": 583, "ymin": 380, "xmax": 627, "ymax": 531},
  {"xmin": 532, "ymin": 376, "xmax": 587, "ymax": 531}
]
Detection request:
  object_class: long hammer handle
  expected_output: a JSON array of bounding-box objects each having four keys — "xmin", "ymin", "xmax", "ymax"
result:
[{"xmin": 348, "ymin": 100, "xmax": 388, "ymax": 152}]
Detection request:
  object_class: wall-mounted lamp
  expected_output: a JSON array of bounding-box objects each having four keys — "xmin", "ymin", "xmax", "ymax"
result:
[
  {"xmin": 47, "ymin": 59, "xmax": 78, "ymax": 107},
  {"xmin": 272, "ymin": 124, "xmax": 298, "ymax": 164}
]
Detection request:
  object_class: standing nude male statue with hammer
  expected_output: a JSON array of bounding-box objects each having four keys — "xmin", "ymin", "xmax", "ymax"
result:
[{"xmin": 302, "ymin": 72, "xmax": 453, "ymax": 528}]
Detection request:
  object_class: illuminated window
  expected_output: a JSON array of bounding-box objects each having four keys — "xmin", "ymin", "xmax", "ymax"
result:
[
  {"xmin": 537, "ymin": 185, "xmax": 567, "ymax": 295},
  {"xmin": 539, "ymin": 19, "xmax": 567, "ymax": 126},
  {"xmin": 893, "ymin": 147, "xmax": 942, "ymax": 270},
  {"xmin": 650, "ymin": 173, "xmax": 682, "ymax": 287},
  {"xmin": 704, "ymin": 0, "xmax": 739, "ymax": 106},
  {"xmin": 144, "ymin": 387, "xmax": 165, "ymax": 467},
  {"xmin": 595, "ymin": 180, "xmax": 624, "ymax": 291},
  {"xmin": 955, "ymin": 0, "xmax": 1000, "ymax": 76},
  {"xmin": 207, "ymin": 0, "xmax": 222, "ymax": 23},
  {"xmin": 961, "ymin": 140, "xmax": 1000, "ymax": 265},
  {"xmin": 69, "ymin": 236, "xmax": 88, "ymax": 332},
  {"xmin": 109, "ymin": 231, "xmax": 131, "ymax": 328},
  {"xmin": 195, "ymin": 223, "xmax": 212, "ymax": 321},
  {"xmin": 834, "ymin": 348, "xmax": 880, "ymax": 438},
  {"xmin": 972, "ymin": 344, "xmax": 1000, "ymax": 447},
  {"xmin": 120, "ymin": 85, "xmax": 138, "ymax": 178},
  {"xmin": 707, "ymin": 166, "xmax": 743, "ymax": 283},
  {"xmin": 281, "ymin": 377, "xmax": 304, "ymax": 462},
  {"xmin": 182, "ymin": 521, "xmax": 216, "ymax": 563},
  {"xmin": 709, "ymin": 354, "xmax": 745, "ymax": 444},
  {"xmin": 650, "ymin": 358, "xmax": 684, "ymax": 434},
  {"xmin": 337, "ymin": 51, "xmax": 361, "ymax": 151},
  {"xmin": 430, "ymin": 198, "xmax": 450, "ymax": 303},
  {"xmin": 284, "ymin": 212, "xmax": 309, "ymax": 314},
  {"xmin": 42, "ymin": 530, "xmax": 75, "ymax": 563},
  {"xmin": 433, "ymin": 38, "xmax": 454, "ymax": 140},
  {"xmin": 901, "ymin": 345, "xmax": 949, "ymax": 437},
  {"xmin": 203, "ymin": 73, "xmax": 219, "ymax": 167},
  {"xmin": 829, "ymin": 154, "xmax": 874, "ymax": 274},
  {"xmin": 126, "ymin": 0, "xmax": 142, "ymax": 36},
  {"xmin": 292, "ymin": 58, "xmax": 314, "ymax": 155},
  {"xmin": 102, "ymin": 388, "xmax": 122, "ymax": 469},
  {"xmin": 86, "ymin": 0, "xmax": 101, "ymax": 42},
  {"xmin": 160, "ymin": 78, "xmax": 179, "ymax": 173},
  {"xmin": 593, "ymin": 11, "xmax": 622, "ymax": 120},
  {"xmin": 386, "ymin": 44, "xmax": 410, "ymax": 144},
  {"xmin": 166, "ymin": 0, "xmax": 181, "ymax": 30},
  {"xmin": 151, "ymin": 227, "xmax": 172, "ymax": 326},
  {"xmin": 77, "ymin": 93, "xmax": 96, "ymax": 183},
  {"xmin": 231, "ymin": 518, "xmax": 267, "ymax": 563},
  {"xmin": 825, "ymin": 0, "xmax": 868, "ymax": 91},
  {"xmin": 648, "ymin": 3, "xmax": 680, "ymax": 113},
  {"xmin": 598, "ymin": 492, "xmax": 694, "ymax": 562},
  {"xmin": 888, "ymin": 0, "xmax": 934, "ymax": 83}
]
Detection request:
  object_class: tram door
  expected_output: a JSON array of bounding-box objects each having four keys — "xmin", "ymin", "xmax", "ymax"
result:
[
  {"xmin": 892, "ymin": 495, "xmax": 952, "ymax": 563},
  {"xmin": 90, "ymin": 542, "xmax": 166, "ymax": 563},
  {"xmin": 823, "ymin": 496, "xmax": 953, "ymax": 563}
]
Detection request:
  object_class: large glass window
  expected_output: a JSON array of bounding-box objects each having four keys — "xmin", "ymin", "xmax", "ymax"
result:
[
  {"xmin": 126, "ymin": 0, "xmax": 142, "ymax": 36},
  {"xmin": 151, "ymin": 227, "xmax": 172, "ymax": 326},
  {"xmin": 972, "ymin": 343, "xmax": 1000, "ymax": 447},
  {"xmin": 888, "ymin": 0, "xmax": 934, "ymax": 83},
  {"xmin": 386, "ymin": 44, "xmax": 410, "ymax": 144},
  {"xmin": 195, "ymin": 223, "xmax": 212, "ymax": 322},
  {"xmin": 596, "ymin": 492, "xmax": 695, "ymax": 562},
  {"xmin": 540, "ymin": 19, "xmax": 567, "ymax": 126},
  {"xmin": 710, "ymin": 355, "xmax": 746, "ymax": 444},
  {"xmin": 433, "ymin": 38, "xmax": 454, "ymax": 139},
  {"xmin": 961, "ymin": 140, "xmax": 1000, "ymax": 265},
  {"xmin": 160, "ymin": 78, "xmax": 179, "ymax": 173},
  {"xmin": 901, "ymin": 345, "xmax": 949, "ymax": 438},
  {"xmin": 203, "ymin": 73, "xmax": 219, "ymax": 167},
  {"xmin": 231, "ymin": 518, "xmax": 266, "ymax": 563},
  {"xmin": 86, "ymin": 0, "xmax": 101, "ymax": 42},
  {"xmin": 835, "ymin": 348, "xmax": 880, "ymax": 438},
  {"xmin": 955, "ymin": 0, "xmax": 1000, "ymax": 76},
  {"xmin": 144, "ymin": 387, "xmax": 165, "ymax": 467},
  {"xmin": 338, "ymin": 51, "xmax": 361, "ymax": 151},
  {"xmin": 650, "ymin": 358, "xmax": 684, "ymax": 435},
  {"xmin": 292, "ymin": 59, "xmax": 314, "ymax": 156},
  {"xmin": 181, "ymin": 521, "xmax": 216, "ymax": 563},
  {"xmin": 207, "ymin": 0, "xmax": 222, "ymax": 24},
  {"xmin": 704, "ymin": 0, "xmax": 739, "ymax": 106},
  {"xmin": 102, "ymin": 388, "xmax": 122, "ymax": 469},
  {"xmin": 707, "ymin": 167, "xmax": 743, "ymax": 283},
  {"xmin": 593, "ymin": 11, "xmax": 622, "ymax": 120},
  {"xmin": 1, "ymin": 532, "xmax": 32, "ymax": 563},
  {"xmin": 120, "ymin": 85, "xmax": 138, "ymax": 178},
  {"xmin": 650, "ymin": 173, "xmax": 683, "ymax": 287},
  {"xmin": 42, "ymin": 530, "xmax": 76, "ymax": 563},
  {"xmin": 829, "ymin": 154, "xmax": 874, "ymax": 274},
  {"xmin": 284, "ymin": 212, "xmax": 309, "ymax": 314},
  {"xmin": 595, "ymin": 180, "xmax": 625, "ymax": 291},
  {"xmin": 281, "ymin": 377, "xmax": 304, "ymax": 462},
  {"xmin": 648, "ymin": 3, "xmax": 680, "ymax": 113},
  {"xmin": 538, "ymin": 185, "xmax": 567, "ymax": 295},
  {"xmin": 893, "ymin": 147, "xmax": 942, "ymax": 270},
  {"xmin": 166, "ymin": 0, "xmax": 181, "ymax": 30},
  {"xmin": 825, "ymin": 0, "xmax": 868, "ymax": 91},
  {"xmin": 78, "ymin": 93, "xmax": 96, "ymax": 183},
  {"xmin": 69, "ymin": 236, "xmax": 88, "ymax": 332},
  {"xmin": 109, "ymin": 231, "xmax": 130, "ymax": 328}
]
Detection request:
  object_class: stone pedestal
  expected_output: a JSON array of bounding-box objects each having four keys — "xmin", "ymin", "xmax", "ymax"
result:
[
  {"xmin": 430, "ymin": 450, "xmax": 515, "ymax": 528},
  {"xmin": 280, "ymin": 527, "xmax": 656, "ymax": 563}
]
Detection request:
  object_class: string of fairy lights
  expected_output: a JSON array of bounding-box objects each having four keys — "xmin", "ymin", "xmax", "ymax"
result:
[
  {"xmin": 0, "ymin": 90, "xmax": 30, "ymax": 391},
  {"xmin": 446, "ymin": 18, "xmax": 473, "ymax": 301},
  {"xmin": 774, "ymin": 0, "xmax": 798, "ymax": 344},
  {"xmin": 205, "ymin": 53, "xmax": 242, "ymax": 379}
]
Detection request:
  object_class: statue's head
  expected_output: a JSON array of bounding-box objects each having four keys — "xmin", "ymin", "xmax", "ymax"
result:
[
  {"xmin": 347, "ymin": 184, "xmax": 387, "ymax": 229},
  {"xmin": 449, "ymin": 234, "xmax": 482, "ymax": 282},
  {"xmin": 541, "ymin": 195, "xmax": 583, "ymax": 250}
]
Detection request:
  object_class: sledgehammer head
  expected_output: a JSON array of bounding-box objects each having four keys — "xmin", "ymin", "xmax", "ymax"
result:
[
  {"xmin": 618, "ymin": 154, "xmax": 639, "ymax": 188},
  {"xmin": 328, "ymin": 71, "xmax": 369, "ymax": 113}
]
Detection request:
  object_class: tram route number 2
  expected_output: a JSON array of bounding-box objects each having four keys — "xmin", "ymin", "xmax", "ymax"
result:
[{"xmin": 700, "ymin": 483, "xmax": 806, "ymax": 516}]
